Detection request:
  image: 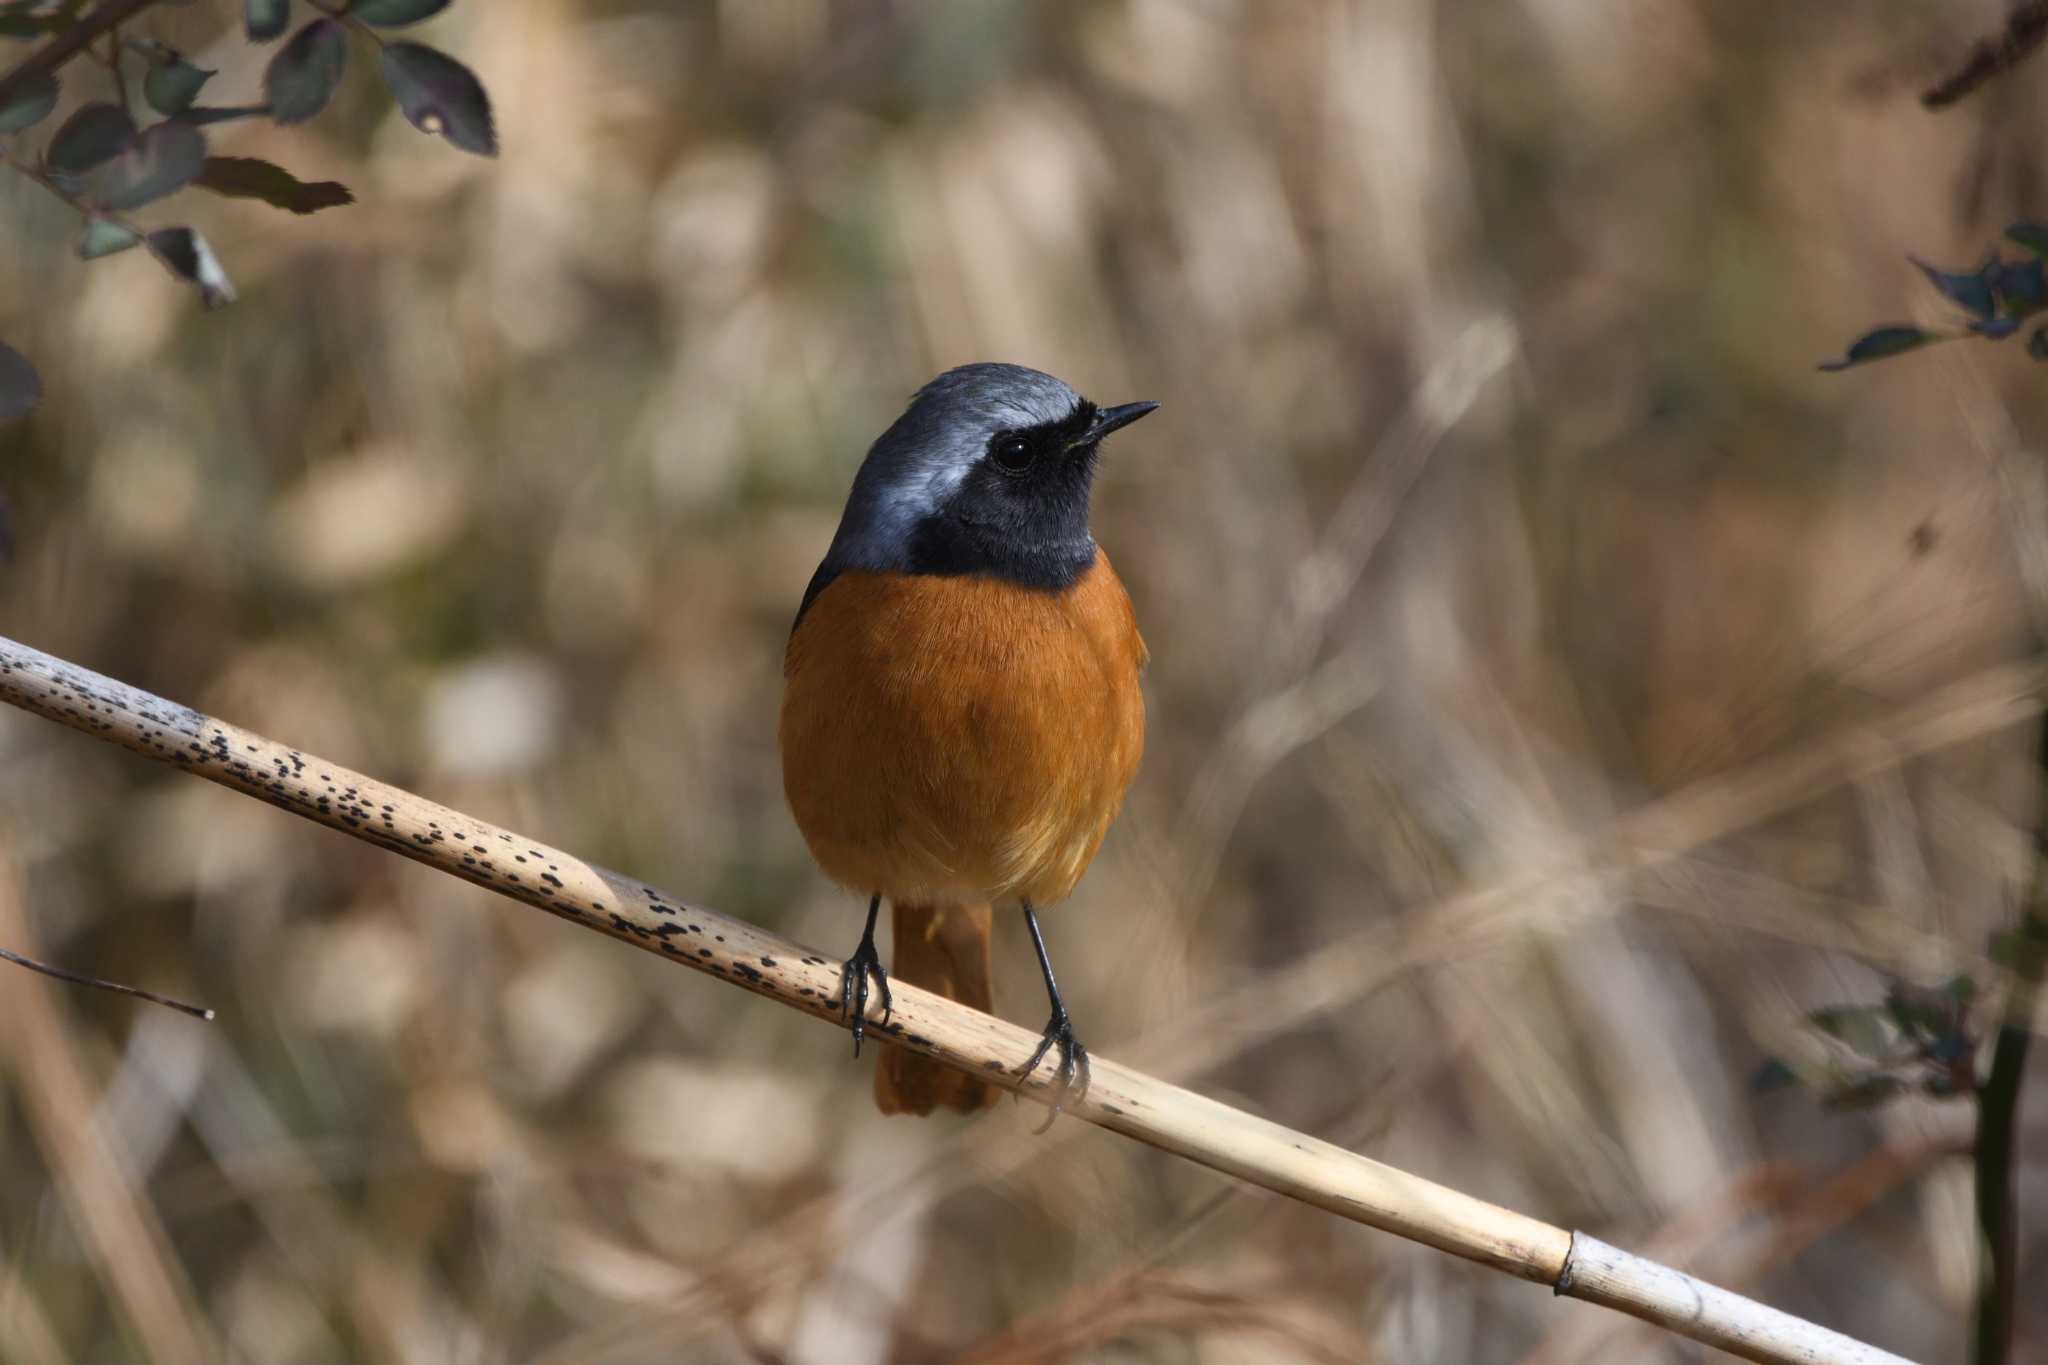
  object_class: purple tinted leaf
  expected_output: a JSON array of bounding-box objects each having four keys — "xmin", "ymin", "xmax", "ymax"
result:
[
  {"xmin": 0, "ymin": 341, "xmax": 41, "ymax": 423},
  {"xmin": 1972, "ymin": 315, "xmax": 2023, "ymax": 339},
  {"xmin": 148, "ymin": 228, "xmax": 236, "ymax": 309},
  {"xmin": 380, "ymin": 42, "xmax": 495, "ymax": 156},
  {"xmin": 246, "ymin": 0, "xmax": 289, "ymax": 41},
  {"xmin": 349, "ymin": 0, "xmax": 449, "ymax": 26},
  {"xmin": 144, "ymin": 57, "xmax": 213, "ymax": 116},
  {"xmin": 266, "ymin": 19, "xmax": 348, "ymax": 124},
  {"xmin": 1818, "ymin": 325, "xmax": 1949, "ymax": 371},
  {"xmin": 1910, "ymin": 257, "xmax": 1995, "ymax": 319},
  {"xmin": 193, "ymin": 156, "xmax": 354, "ymax": 214},
  {"xmin": 1991, "ymin": 255, "xmax": 2046, "ymax": 312},
  {"xmin": 46, "ymin": 102, "xmax": 136, "ymax": 174},
  {"xmin": 0, "ymin": 68, "xmax": 58, "ymax": 132},
  {"xmin": 88, "ymin": 118, "xmax": 207, "ymax": 210}
]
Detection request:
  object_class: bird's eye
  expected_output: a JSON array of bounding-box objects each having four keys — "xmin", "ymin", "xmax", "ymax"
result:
[{"xmin": 991, "ymin": 434, "xmax": 1034, "ymax": 473}]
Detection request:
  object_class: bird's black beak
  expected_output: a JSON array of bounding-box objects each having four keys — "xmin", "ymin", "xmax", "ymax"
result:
[{"xmin": 1080, "ymin": 400, "xmax": 1159, "ymax": 446}]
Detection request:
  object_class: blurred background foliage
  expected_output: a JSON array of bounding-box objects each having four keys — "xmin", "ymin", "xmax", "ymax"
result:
[{"xmin": 2, "ymin": 0, "xmax": 2046, "ymax": 1361}]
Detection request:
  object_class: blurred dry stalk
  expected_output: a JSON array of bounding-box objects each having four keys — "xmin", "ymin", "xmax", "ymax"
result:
[{"xmin": 5, "ymin": 1, "xmax": 2048, "ymax": 1361}]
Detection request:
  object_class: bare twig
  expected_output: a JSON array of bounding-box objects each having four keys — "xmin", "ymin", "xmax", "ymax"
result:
[
  {"xmin": 0, "ymin": 850, "xmax": 218, "ymax": 1365},
  {"xmin": 0, "ymin": 633, "xmax": 1922, "ymax": 1365},
  {"xmin": 0, "ymin": 945, "xmax": 213, "ymax": 1019},
  {"xmin": 1922, "ymin": 1, "xmax": 2048, "ymax": 108}
]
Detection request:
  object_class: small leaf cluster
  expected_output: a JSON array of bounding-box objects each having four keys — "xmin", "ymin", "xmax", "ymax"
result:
[
  {"xmin": 1821, "ymin": 225, "xmax": 2048, "ymax": 370},
  {"xmin": 1755, "ymin": 975, "xmax": 1981, "ymax": 1110},
  {"xmin": 0, "ymin": 0, "xmax": 495, "ymax": 427}
]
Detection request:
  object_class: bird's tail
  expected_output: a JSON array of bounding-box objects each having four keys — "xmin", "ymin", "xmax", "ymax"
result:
[{"xmin": 874, "ymin": 900, "xmax": 1001, "ymax": 1116}]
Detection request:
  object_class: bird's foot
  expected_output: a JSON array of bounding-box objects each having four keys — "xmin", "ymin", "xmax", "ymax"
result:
[
  {"xmin": 839, "ymin": 936, "xmax": 892, "ymax": 1055},
  {"xmin": 1019, "ymin": 1004, "xmax": 1090, "ymax": 1128}
]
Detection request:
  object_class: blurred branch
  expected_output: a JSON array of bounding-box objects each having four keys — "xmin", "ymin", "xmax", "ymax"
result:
[
  {"xmin": 0, "ymin": 847, "xmax": 218, "ymax": 1365},
  {"xmin": 1923, "ymin": 1, "xmax": 2048, "ymax": 109},
  {"xmin": 1972, "ymin": 719, "xmax": 2048, "ymax": 1365},
  {"xmin": 0, "ymin": 944, "xmax": 214, "ymax": 1019},
  {"xmin": 0, "ymin": 0, "xmax": 163, "ymax": 113},
  {"xmin": 0, "ymin": 633, "xmax": 1922, "ymax": 1365}
]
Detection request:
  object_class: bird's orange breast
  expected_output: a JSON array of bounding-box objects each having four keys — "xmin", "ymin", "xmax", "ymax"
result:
[{"xmin": 780, "ymin": 555, "xmax": 1146, "ymax": 906}]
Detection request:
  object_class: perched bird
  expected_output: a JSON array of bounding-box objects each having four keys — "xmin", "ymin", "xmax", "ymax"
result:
[{"xmin": 780, "ymin": 363, "xmax": 1154, "ymax": 1116}]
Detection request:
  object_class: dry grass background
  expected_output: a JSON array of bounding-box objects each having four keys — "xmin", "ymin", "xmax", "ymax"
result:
[{"xmin": 2, "ymin": 0, "xmax": 2046, "ymax": 1361}]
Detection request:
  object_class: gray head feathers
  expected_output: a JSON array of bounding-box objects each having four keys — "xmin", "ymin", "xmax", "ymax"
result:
[{"xmin": 793, "ymin": 363, "xmax": 1153, "ymax": 630}]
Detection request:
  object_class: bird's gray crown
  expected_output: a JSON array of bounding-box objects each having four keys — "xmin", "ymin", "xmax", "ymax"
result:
[
  {"xmin": 825, "ymin": 363, "xmax": 1088, "ymax": 570},
  {"xmin": 792, "ymin": 363, "xmax": 1152, "ymax": 632}
]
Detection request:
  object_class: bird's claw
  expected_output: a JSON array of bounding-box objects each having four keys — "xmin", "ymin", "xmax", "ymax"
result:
[
  {"xmin": 1019, "ymin": 1005, "xmax": 1090, "ymax": 1129},
  {"xmin": 839, "ymin": 938, "xmax": 892, "ymax": 1055}
]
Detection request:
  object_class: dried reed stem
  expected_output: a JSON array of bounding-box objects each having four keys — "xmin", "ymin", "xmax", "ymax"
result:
[{"xmin": 0, "ymin": 633, "xmax": 1918, "ymax": 1365}]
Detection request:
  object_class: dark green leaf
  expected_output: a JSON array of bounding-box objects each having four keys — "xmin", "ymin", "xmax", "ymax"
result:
[
  {"xmin": 148, "ymin": 227, "xmax": 235, "ymax": 309},
  {"xmin": 78, "ymin": 218, "xmax": 142, "ymax": 258},
  {"xmin": 266, "ymin": 19, "xmax": 348, "ymax": 124},
  {"xmin": 246, "ymin": 0, "xmax": 289, "ymax": 41},
  {"xmin": 176, "ymin": 104, "xmax": 272, "ymax": 126},
  {"xmin": 0, "ymin": 68, "xmax": 58, "ymax": 132},
  {"xmin": 1991, "ymin": 256, "xmax": 2047, "ymax": 312},
  {"xmin": 144, "ymin": 57, "xmax": 213, "ymax": 116},
  {"xmin": 1911, "ymin": 258, "xmax": 1995, "ymax": 320},
  {"xmin": 349, "ymin": 0, "xmax": 448, "ymax": 25},
  {"xmin": 1751, "ymin": 1058, "xmax": 1799, "ymax": 1092},
  {"xmin": 0, "ymin": 341, "xmax": 40, "ymax": 423},
  {"xmin": 88, "ymin": 118, "xmax": 206, "ymax": 210},
  {"xmin": 381, "ymin": 42, "xmax": 495, "ymax": 156},
  {"xmin": 1808, "ymin": 1005, "xmax": 1894, "ymax": 1060},
  {"xmin": 2006, "ymin": 222, "xmax": 2048, "ymax": 258},
  {"xmin": 193, "ymin": 155, "xmax": 353, "ymax": 214},
  {"xmin": 1988, "ymin": 924, "xmax": 2048, "ymax": 978},
  {"xmin": 46, "ymin": 102, "xmax": 135, "ymax": 174},
  {"xmin": 1818, "ymin": 325, "xmax": 1949, "ymax": 371}
]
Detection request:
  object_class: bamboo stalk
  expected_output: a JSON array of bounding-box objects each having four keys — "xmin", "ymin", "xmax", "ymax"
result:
[{"xmin": 0, "ymin": 633, "xmax": 1919, "ymax": 1365}]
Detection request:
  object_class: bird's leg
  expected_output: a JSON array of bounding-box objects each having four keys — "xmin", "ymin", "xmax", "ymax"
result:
[
  {"xmin": 839, "ymin": 893, "xmax": 892, "ymax": 1055},
  {"xmin": 1018, "ymin": 901, "xmax": 1089, "ymax": 1124}
]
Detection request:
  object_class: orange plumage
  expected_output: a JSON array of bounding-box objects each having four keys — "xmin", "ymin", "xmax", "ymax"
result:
[
  {"xmin": 781, "ymin": 557, "xmax": 1145, "ymax": 907},
  {"xmin": 781, "ymin": 557, "xmax": 1146, "ymax": 1113}
]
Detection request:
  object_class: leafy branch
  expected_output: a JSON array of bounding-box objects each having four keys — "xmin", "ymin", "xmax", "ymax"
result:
[
  {"xmin": 0, "ymin": 0, "xmax": 494, "ymax": 424},
  {"xmin": 1820, "ymin": 225, "xmax": 2048, "ymax": 371}
]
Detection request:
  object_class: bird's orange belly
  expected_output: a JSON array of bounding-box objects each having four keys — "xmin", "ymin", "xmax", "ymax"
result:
[{"xmin": 780, "ymin": 561, "xmax": 1146, "ymax": 906}]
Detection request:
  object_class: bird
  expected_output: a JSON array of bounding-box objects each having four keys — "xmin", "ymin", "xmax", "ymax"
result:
[{"xmin": 780, "ymin": 363, "xmax": 1154, "ymax": 1117}]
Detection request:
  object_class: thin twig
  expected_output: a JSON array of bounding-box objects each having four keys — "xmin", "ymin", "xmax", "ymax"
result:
[
  {"xmin": 0, "ymin": 633, "xmax": 1924, "ymax": 1365},
  {"xmin": 0, "ymin": 945, "xmax": 213, "ymax": 1020},
  {"xmin": 1922, "ymin": 0, "xmax": 2048, "ymax": 109}
]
